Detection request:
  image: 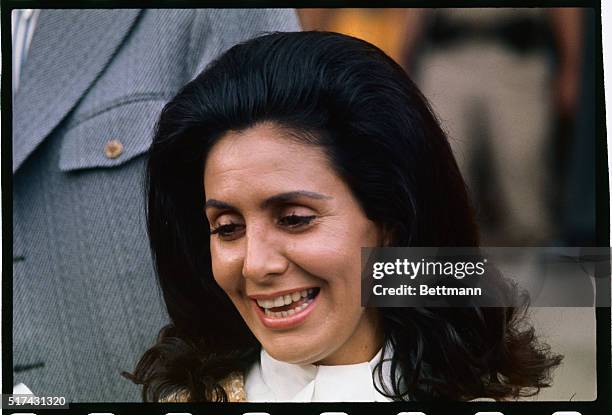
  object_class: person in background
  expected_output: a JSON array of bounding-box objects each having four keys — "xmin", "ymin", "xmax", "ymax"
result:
[
  {"xmin": 12, "ymin": 8, "xmax": 300, "ymax": 401},
  {"xmin": 400, "ymin": 8, "xmax": 584, "ymax": 244}
]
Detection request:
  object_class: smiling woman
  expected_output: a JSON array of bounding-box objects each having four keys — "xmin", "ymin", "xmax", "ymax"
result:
[{"xmin": 124, "ymin": 31, "xmax": 562, "ymax": 402}]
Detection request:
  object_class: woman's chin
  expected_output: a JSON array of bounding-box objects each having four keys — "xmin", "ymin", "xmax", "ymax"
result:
[{"xmin": 262, "ymin": 342, "xmax": 325, "ymax": 365}]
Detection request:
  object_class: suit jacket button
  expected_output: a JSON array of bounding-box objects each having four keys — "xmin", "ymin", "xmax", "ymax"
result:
[{"xmin": 104, "ymin": 139, "xmax": 124, "ymax": 159}]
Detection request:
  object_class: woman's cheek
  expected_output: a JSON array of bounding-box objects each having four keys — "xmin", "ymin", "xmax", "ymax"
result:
[
  {"xmin": 210, "ymin": 243, "xmax": 243, "ymax": 293},
  {"xmin": 288, "ymin": 232, "xmax": 355, "ymax": 282}
]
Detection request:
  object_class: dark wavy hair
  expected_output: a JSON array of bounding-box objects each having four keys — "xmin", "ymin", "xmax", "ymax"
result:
[{"xmin": 125, "ymin": 31, "xmax": 562, "ymax": 401}]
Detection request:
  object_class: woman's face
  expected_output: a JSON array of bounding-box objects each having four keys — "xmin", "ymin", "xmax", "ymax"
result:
[{"xmin": 204, "ymin": 123, "xmax": 383, "ymax": 366}]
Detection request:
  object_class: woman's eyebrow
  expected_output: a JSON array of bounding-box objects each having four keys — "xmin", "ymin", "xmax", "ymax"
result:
[
  {"xmin": 205, "ymin": 191, "xmax": 331, "ymax": 211},
  {"xmin": 204, "ymin": 199, "xmax": 236, "ymax": 210},
  {"xmin": 261, "ymin": 191, "xmax": 332, "ymax": 208}
]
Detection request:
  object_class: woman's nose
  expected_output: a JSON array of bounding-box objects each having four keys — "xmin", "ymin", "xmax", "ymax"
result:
[{"xmin": 241, "ymin": 226, "xmax": 289, "ymax": 281}]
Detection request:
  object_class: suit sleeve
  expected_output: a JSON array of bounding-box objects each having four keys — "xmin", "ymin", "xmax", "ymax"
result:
[{"xmin": 187, "ymin": 8, "xmax": 302, "ymax": 79}]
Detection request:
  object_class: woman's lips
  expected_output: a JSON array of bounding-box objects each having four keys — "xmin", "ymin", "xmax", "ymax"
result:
[{"xmin": 252, "ymin": 288, "xmax": 320, "ymax": 329}]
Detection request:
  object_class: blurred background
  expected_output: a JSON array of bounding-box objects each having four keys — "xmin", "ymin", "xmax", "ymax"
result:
[
  {"xmin": 299, "ymin": 7, "xmax": 599, "ymax": 401},
  {"xmin": 299, "ymin": 8, "xmax": 597, "ymax": 248}
]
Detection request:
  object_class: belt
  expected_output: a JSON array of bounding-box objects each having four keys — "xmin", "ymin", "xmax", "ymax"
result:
[{"xmin": 429, "ymin": 14, "xmax": 553, "ymax": 55}]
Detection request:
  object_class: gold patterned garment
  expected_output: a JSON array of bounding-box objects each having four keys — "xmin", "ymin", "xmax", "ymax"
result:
[
  {"xmin": 159, "ymin": 372, "xmax": 247, "ymax": 403},
  {"xmin": 222, "ymin": 371, "xmax": 247, "ymax": 402}
]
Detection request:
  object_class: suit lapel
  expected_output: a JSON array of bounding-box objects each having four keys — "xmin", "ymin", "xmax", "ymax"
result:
[{"xmin": 12, "ymin": 9, "xmax": 142, "ymax": 173}]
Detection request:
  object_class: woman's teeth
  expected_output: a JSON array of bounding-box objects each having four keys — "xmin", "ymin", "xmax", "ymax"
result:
[
  {"xmin": 256, "ymin": 288, "xmax": 317, "ymax": 318},
  {"xmin": 263, "ymin": 299, "xmax": 313, "ymax": 318},
  {"xmin": 256, "ymin": 288, "xmax": 313, "ymax": 309}
]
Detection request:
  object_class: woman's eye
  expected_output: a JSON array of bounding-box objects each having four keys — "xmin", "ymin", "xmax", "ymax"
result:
[
  {"xmin": 210, "ymin": 223, "xmax": 245, "ymax": 239},
  {"xmin": 278, "ymin": 214, "xmax": 316, "ymax": 229}
]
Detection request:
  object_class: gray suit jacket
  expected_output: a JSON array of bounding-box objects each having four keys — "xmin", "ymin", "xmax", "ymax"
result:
[{"xmin": 12, "ymin": 9, "xmax": 300, "ymax": 402}]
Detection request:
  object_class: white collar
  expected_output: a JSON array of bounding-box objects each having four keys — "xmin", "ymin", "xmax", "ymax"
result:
[{"xmin": 245, "ymin": 345, "xmax": 396, "ymax": 402}]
